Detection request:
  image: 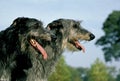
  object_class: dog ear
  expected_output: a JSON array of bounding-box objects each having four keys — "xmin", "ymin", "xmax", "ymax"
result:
[
  {"xmin": 10, "ymin": 19, "xmax": 19, "ymax": 27},
  {"xmin": 46, "ymin": 19, "xmax": 63, "ymax": 30},
  {"xmin": 11, "ymin": 17, "xmax": 22, "ymax": 27},
  {"xmin": 10, "ymin": 17, "xmax": 29, "ymax": 27}
]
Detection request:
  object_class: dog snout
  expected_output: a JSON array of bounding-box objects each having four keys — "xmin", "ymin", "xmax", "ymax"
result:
[{"xmin": 89, "ymin": 33, "xmax": 95, "ymax": 40}]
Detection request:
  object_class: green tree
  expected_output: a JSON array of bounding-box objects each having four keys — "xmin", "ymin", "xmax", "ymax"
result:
[
  {"xmin": 68, "ymin": 66, "xmax": 83, "ymax": 81},
  {"xmin": 48, "ymin": 56, "xmax": 71, "ymax": 81},
  {"xmin": 76, "ymin": 67, "xmax": 89, "ymax": 81},
  {"xmin": 87, "ymin": 58, "xmax": 109, "ymax": 81},
  {"xmin": 96, "ymin": 11, "xmax": 120, "ymax": 61},
  {"xmin": 107, "ymin": 67, "xmax": 116, "ymax": 81},
  {"xmin": 116, "ymin": 69, "xmax": 120, "ymax": 81},
  {"xmin": 116, "ymin": 74, "xmax": 120, "ymax": 81}
]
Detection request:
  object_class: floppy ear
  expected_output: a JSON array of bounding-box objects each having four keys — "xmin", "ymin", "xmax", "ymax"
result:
[
  {"xmin": 46, "ymin": 19, "xmax": 63, "ymax": 30},
  {"xmin": 10, "ymin": 17, "xmax": 22, "ymax": 27},
  {"xmin": 10, "ymin": 17, "xmax": 29, "ymax": 27}
]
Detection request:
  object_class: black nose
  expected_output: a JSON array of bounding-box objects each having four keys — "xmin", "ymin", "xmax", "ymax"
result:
[{"xmin": 89, "ymin": 33, "xmax": 95, "ymax": 40}]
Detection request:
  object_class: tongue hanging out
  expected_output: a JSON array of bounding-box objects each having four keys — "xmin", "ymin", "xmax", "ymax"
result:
[
  {"xmin": 74, "ymin": 41, "xmax": 85, "ymax": 53},
  {"xmin": 30, "ymin": 39, "xmax": 48, "ymax": 60}
]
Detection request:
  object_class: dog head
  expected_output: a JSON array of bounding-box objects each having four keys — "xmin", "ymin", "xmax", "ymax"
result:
[
  {"xmin": 11, "ymin": 17, "xmax": 53, "ymax": 59},
  {"xmin": 46, "ymin": 19, "xmax": 95, "ymax": 52}
]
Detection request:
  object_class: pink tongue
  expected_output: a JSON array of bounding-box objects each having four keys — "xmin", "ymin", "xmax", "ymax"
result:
[
  {"xmin": 35, "ymin": 42, "xmax": 48, "ymax": 60},
  {"xmin": 75, "ymin": 41, "xmax": 85, "ymax": 53},
  {"xmin": 30, "ymin": 39, "xmax": 47, "ymax": 60}
]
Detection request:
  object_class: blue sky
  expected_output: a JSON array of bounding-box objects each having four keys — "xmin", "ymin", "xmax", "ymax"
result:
[{"xmin": 0, "ymin": 0, "xmax": 120, "ymax": 68}]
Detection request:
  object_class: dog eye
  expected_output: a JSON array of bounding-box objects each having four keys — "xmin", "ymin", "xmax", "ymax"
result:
[{"xmin": 73, "ymin": 24, "xmax": 78, "ymax": 28}]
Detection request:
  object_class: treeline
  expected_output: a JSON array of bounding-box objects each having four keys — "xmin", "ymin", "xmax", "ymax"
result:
[{"xmin": 48, "ymin": 56, "xmax": 120, "ymax": 81}]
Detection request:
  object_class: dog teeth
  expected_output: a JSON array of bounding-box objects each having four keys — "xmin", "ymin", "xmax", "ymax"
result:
[
  {"xmin": 30, "ymin": 39, "xmax": 37, "ymax": 47},
  {"xmin": 31, "ymin": 39, "xmax": 35, "ymax": 44}
]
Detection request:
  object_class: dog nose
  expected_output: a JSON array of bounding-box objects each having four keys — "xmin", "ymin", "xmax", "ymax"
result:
[{"xmin": 89, "ymin": 33, "xmax": 95, "ymax": 40}]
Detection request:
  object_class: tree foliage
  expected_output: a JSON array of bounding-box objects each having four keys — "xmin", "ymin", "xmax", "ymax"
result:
[
  {"xmin": 48, "ymin": 56, "xmax": 71, "ymax": 81},
  {"xmin": 76, "ymin": 67, "xmax": 89, "ymax": 81},
  {"xmin": 96, "ymin": 11, "xmax": 120, "ymax": 61},
  {"xmin": 116, "ymin": 70, "xmax": 120, "ymax": 81},
  {"xmin": 48, "ymin": 57, "xmax": 118, "ymax": 81},
  {"xmin": 48, "ymin": 56, "xmax": 83, "ymax": 81},
  {"xmin": 87, "ymin": 58, "xmax": 117, "ymax": 81},
  {"xmin": 87, "ymin": 58, "xmax": 109, "ymax": 81},
  {"xmin": 68, "ymin": 66, "xmax": 83, "ymax": 81}
]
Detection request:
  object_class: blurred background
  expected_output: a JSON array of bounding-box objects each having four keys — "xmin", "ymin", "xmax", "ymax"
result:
[{"xmin": 0, "ymin": 0, "xmax": 120, "ymax": 81}]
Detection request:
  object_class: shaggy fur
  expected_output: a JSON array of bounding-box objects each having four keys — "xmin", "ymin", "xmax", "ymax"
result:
[
  {"xmin": 0, "ymin": 18, "xmax": 95, "ymax": 81},
  {"xmin": 0, "ymin": 17, "xmax": 52, "ymax": 81}
]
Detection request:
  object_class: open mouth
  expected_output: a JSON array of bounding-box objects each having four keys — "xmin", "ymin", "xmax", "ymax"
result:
[
  {"xmin": 30, "ymin": 39, "xmax": 48, "ymax": 60},
  {"xmin": 70, "ymin": 40, "xmax": 85, "ymax": 53},
  {"xmin": 74, "ymin": 41, "xmax": 85, "ymax": 52}
]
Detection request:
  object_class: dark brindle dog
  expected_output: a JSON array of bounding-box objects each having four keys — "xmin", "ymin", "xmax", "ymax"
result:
[
  {"xmin": 0, "ymin": 17, "xmax": 53, "ymax": 81},
  {"xmin": 0, "ymin": 18, "xmax": 95, "ymax": 81}
]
